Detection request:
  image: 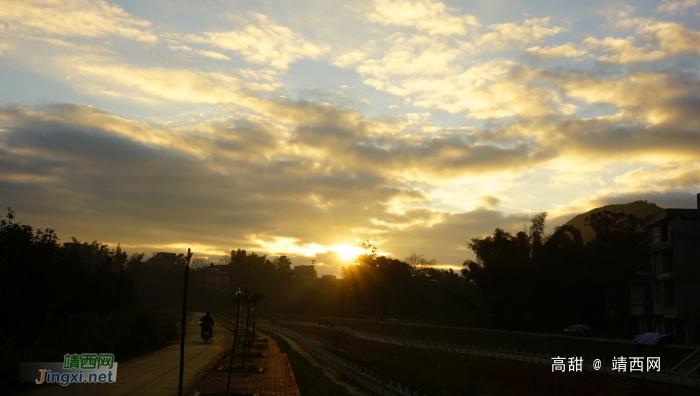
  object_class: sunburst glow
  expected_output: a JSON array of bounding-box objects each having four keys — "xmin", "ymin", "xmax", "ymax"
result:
[{"xmin": 330, "ymin": 245, "xmax": 365, "ymax": 260}]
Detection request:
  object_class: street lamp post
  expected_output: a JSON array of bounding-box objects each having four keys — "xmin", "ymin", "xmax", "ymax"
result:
[
  {"xmin": 226, "ymin": 288, "xmax": 241, "ymax": 395},
  {"xmin": 251, "ymin": 307, "xmax": 257, "ymax": 345},
  {"xmin": 177, "ymin": 248, "xmax": 194, "ymax": 396},
  {"xmin": 241, "ymin": 293, "xmax": 251, "ymax": 369}
]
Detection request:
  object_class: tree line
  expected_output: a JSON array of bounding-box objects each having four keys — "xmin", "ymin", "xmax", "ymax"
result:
[
  {"xmin": 462, "ymin": 211, "xmax": 649, "ymax": 335},
  {"xmin": 0, "ymin": 209, "xmax": 178, "ymax": 390},
  {"xmin": 1, "ymin": 205, "xmax": 650, "ymax": 391}
]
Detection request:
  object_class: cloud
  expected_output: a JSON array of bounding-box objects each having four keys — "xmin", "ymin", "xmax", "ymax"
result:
[
  {"xmin": 0, "ymin": 41, "xmax": 15, "ymax": 55},
  {"xmin": 58, "ymin": 55, "xmax": 279, "ymax": 105},
  {"xmin": 367, "ymin": 0, "xmax": 480, "ymax": 36},
  {"xmin": 333, "ymin": 49, "xmax": 371, "ymax": 68},
  {"xmin": 479, "ymin": 195, "xmax": 501, "ymax": 207},
  {"xmin": 185, "ymin": 12, "xmax": 324, "ymax": 70},
  {"xmin": 361, "ymin": 57, "xmax": 576, "ymax": 118},
  {"xmin": 376, "ymin": 208, "xmax": 540, "ymax": 267},
  {"xmin": 357, "ymin": 35, "xmax": 461, "ymax": 80},
  {"xmin": 461, "ymin": 17, "xmax": 568, "ymax": 53},
  {"xmin": 195, "ymin": 50, "xmax": 231, "ymax": 61},
  {"xmin": 657, "ymin": 0, "xmax": 700, "ymax": 13},
  {"xmin": 0, "ymin": 104, "xmax": 429, "ymax": 259},
  {"xmin": 515, "ymin": 94, "xmax": 700, "ymax": 163},
  {"xmin": 0, "ymin": 0, "xmax": 157, "ymax": 43},
  {"xmin": 351, "ymin": 15, "xmax": 570, "ymax": 118},
  {"xmin": 0, "ymin": 100, "xmax": 563, "ymax": 276},
  {"xmin": 45, "ymin": 55, "xmax": 559, "ymax": 179},
  {"xmin": 614, "ymin": 162, "xmax": 700, "ymax": 190},
  {"xmin": 526, "ymin": 43, "xmax": 588, "ymax": 59},
  {"xmin": 560, "ymin": 72, "xmax": 695, "ymax": 123},
  {"xmin": 584, "ymin": 20, "xmax": 700, "ymax": 63}
]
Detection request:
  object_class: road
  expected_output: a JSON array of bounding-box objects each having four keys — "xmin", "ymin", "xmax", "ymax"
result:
[{"xmin": 19, "ymin": 312, "xmax": 233, "ymax": 396}]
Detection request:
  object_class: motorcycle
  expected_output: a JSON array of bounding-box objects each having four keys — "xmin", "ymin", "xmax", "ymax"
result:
[{"xmin": 200, "ymin": 321, "xmax": 213, "ymax": 343}]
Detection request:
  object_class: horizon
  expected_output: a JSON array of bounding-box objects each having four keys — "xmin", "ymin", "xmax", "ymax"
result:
[{"xmin": 2, "ymin": 0, "xmax": 700, "ymax": 276}]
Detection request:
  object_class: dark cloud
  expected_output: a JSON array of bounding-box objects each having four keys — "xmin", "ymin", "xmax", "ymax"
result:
[
  {"xmin": 375, "ymin": 208, "xmax": 535, "ymax": 269},
  {"xmin": 2, "ymin": 98, "xmax": 699, "ymax": 273},
  {"xmin": 0, "ymin": 104, "xmax": 442, "ymax": 263},
  {"xmin": 479, "ymin": 195, "xmax": 501, "ymax": 207}
]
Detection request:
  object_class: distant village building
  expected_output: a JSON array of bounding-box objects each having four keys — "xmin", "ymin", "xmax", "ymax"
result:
[
  {"xmin": 294, "ymin": 261, "xmax": 319, "ymax": 286},
  {"xmin": 195, "ymin": 265, "xmax": 229, "ymax": 293},
  {"xmin": 631, "ymin": 193, "xmax": 700, "ymax": 343},
  {"xmin": 146, "ymin": 252, "xmax": 177, "ymax": 267}
]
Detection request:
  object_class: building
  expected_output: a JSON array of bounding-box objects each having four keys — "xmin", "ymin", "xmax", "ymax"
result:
[
  {"xmin": 294, "ymin": 262, "xmax": 318, "ymax": 286},
  {"xmin": 146, "ymin": 252, "xmax": 177, "ymax": 266},
  {"xmin": 631, "ymin": 193, "xmax": 700, "ymax": 342},
  {"xmin": 196, "ymin": 266, "xmax": 230, "ymax": 293}
]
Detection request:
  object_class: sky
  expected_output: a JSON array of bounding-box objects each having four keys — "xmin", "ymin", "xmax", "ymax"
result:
[{"xmin": 1, "ymin": 0, "xmax": 699, "ymax": 276}]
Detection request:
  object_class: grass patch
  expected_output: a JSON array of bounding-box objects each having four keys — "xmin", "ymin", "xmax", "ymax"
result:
[{"xmin": 268, "ymin": 332, "xmax": 353, "ymax": 396}]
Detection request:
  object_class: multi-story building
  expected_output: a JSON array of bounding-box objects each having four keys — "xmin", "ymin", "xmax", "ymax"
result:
[
  {"xmin": 146, "ymin": 252, "xmax": 177, "ymax": 266},
  {"xmin": 294, "ymin": 263, "xmax": 318, "ymax": 286},
  {"xmin": 631, "ymin": 193, "xmax": 700, "ymax": 342},
  {"xmin": 196, "ymin": 266, "xmax": 229, "ymax": 293}
]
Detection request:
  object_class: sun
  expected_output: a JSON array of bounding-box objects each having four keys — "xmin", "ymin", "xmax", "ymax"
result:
[{"xmin": 331, "ymin": 245, "xmax": 363, "ymax": 260}]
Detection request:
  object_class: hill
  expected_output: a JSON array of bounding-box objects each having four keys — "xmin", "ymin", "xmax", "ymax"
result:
[{"xmin": 563, "ymin": 200, "xmax": 664, "ymax": 242}]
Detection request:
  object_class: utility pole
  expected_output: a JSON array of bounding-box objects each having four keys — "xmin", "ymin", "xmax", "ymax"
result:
[
  {"xmin": 226, "ymin": 288, "xmax": 241, "ymax": 395},
  {"xmin": 177, "ymin": 248, "xmax": 194, "ymax": 396},
  {"xmin": 241, "ymin": 291, "xmax": 251, "ymax": 369}
]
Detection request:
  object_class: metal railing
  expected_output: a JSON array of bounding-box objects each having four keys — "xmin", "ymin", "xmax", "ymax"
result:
[
  {"xmin": 262, "ymin": 319, "xmax": 700, "ymax": 388},
  {"xmin": 257, "ymin": 319, "xmax": 428, "ymax": 396}
]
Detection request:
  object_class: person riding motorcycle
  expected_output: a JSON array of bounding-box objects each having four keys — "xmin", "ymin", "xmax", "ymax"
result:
[{"xmin": 200, "ymin": 312, "xmax": 215, "ymax": 338}]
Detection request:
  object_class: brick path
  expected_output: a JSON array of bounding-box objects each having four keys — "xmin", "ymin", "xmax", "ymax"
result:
[{"xmin": 195, "ymin": 315, "xmax": 301, "ymax": 396}]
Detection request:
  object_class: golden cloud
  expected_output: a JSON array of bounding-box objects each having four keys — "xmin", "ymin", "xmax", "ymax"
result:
[
  {"xmin": 185, "ymin": 12, "xmax": 324, "ymax": 70},
  {"xmin": 0, "ymin": 0, "xmax": 157, "ymax": 43},
  {"xmin": 614, "ymin": 162, "xmax": 700, "ymax": 190},
  {"xmin": 367, "ymin": 0, "xmax": 480, "ymax": 36},
  {"xmin": 463, "ymin": 17, "xmax": 567, "ymax": 52},
  {"xmin": 657, "ymin": 0, "xmax": 700, "ymax": 13},
  {"xmin": 585, "ymin": 19, "xmax": 700, "ymax": 63}
]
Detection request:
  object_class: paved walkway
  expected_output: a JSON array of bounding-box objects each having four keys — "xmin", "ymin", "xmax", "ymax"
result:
[
  {"xmin": 18, "ymin": 313, "xmax": 232, "ymax": 396},
  {"xmin": 195, "ymin": 316, "xmax": 300, "ymax": 396},
  {"xmin": 271, "ymin": 329, "xmax": 372, "ymax": 396}
]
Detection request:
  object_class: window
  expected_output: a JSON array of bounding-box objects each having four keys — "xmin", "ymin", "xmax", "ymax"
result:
[
  {"xmin": 654, "ymin": 227, "xmax": 660, "ymax": 244},
  {"xmin": 654, "ymin": 253, "xmax": 662, "ymax": 273},
  {"xmin": 663, "ymin": 281, "xmax": 676, "ymax": 308},
  {"xmin": 654, "ymin": 283, "xmax": 661, "ymax": 304},
  {"xmin": 662, "ymin": 250, "xmax": 674, "ymax": 272},
  {"xmin": 661, "ymin": 224, "xmax": 669, "ymax": 242},
  {"xmin": 637, "ymin": 287, "xmax": 644, "ymax": 305}
]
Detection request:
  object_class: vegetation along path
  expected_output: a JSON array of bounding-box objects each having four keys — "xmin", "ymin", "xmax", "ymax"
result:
[{"xmin": 18, "ymin": 312, "xmax": 231, "ymax": 396}]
